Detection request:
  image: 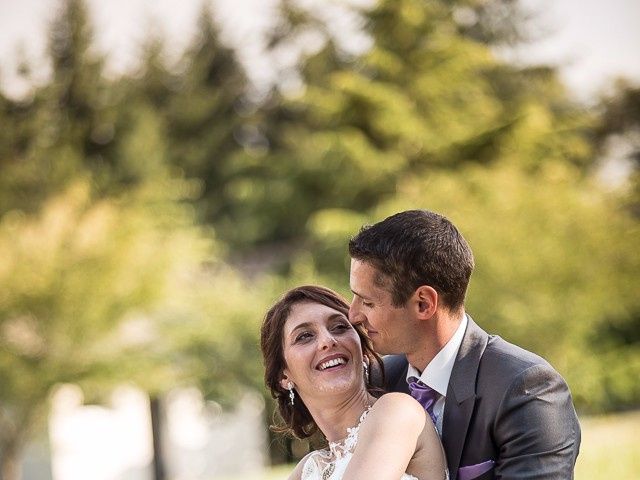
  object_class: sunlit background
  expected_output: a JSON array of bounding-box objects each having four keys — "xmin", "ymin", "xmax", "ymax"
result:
[{"xmin": 0, "ymin": 0, "xmax": 639, "ymax": 479}]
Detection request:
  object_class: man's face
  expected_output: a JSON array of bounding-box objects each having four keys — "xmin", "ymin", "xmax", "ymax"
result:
[{"xmin": 348, "ymin": 259, "xmax": 413, "ymax": 355}]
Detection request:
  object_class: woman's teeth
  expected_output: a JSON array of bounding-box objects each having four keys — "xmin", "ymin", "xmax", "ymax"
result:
[{"xmin": 318, "ymin": 358, "xmax": 346, "ymax": 370}]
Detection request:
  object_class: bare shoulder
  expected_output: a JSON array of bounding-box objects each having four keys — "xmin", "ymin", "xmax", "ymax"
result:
[
  {"xmin": 367, "ymin": 392, "xmax": 427, "ymax": 427},
  {"xmin": 373, "ymin": 392, "xmax": 427, "ymax": 415},
  {"xmin": 368, "ymin": 393, "xmax": 441, "ymax": 453}
]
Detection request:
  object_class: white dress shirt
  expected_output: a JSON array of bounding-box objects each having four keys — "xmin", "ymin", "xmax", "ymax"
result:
[{"xmin": 406, "ymin": 314, "xmax": 468, "ymax": 436}]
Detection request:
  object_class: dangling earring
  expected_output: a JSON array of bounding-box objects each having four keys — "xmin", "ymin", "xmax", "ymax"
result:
[
  {"xmin": 363, "ymin": 361, "xmax": 369, "ymax": 382},
  {"xmin": 287, "ymin": 382, "xmax": 295, "ymax": 406}
]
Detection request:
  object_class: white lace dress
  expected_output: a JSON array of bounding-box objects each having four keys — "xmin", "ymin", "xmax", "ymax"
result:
[{"xmin": 300, "ymin": 408, "xmax": 421, "ymax": 480}]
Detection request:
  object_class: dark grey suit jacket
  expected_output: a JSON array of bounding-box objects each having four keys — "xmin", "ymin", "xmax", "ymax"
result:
[{"xmin": 385, "ymin": 317, "xmax": 581, "ymax": 480}]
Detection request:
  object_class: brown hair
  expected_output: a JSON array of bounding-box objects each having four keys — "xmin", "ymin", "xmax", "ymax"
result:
[
  {"xmin": 349, "ymin": 210, "xmax": 474, "ymax": 311},
  {"xmin": 260, "ymin": 285, "xmax": 384, "ymax": 439}
]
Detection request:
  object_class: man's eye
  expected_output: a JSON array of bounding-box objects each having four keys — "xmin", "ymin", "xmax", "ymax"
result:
[{"xmin": 362, "ymin": 301, "xmax": 374, "ymax": 308}]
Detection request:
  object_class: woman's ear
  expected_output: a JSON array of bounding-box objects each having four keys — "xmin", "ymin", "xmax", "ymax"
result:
[{"xmin": 280, "ymin": 375, "xmax": 292, "ymax": 391}]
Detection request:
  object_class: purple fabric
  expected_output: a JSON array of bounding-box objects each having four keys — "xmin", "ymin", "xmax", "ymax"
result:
[
  {"xmin": 407, "ymin": 377, "xmax": 439, "ymax": 425},
  {"xmin": 457, "ymin": 460, "xmax": 495, "ymax": 480}
]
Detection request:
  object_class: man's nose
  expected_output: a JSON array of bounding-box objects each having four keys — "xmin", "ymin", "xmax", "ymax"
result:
[{"xmin": 349, "ymin": 301, "xmax": 363, "ymax": 325}]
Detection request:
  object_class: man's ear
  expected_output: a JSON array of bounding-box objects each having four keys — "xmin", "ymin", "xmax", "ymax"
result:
[{"xmin": 414, "ymin": 285, "xmax": 438, "ymax": 320}]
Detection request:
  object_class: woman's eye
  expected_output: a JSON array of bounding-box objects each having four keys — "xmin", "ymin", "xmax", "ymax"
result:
[
  {"xmin": 332, "ymin": 323, "xmax": 350, "ymax": 333},
  {"xmin": 295, "ymin": 332, "xmax": 313, "ymax": 342}
]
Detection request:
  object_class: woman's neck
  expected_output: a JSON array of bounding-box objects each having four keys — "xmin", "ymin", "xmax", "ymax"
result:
[{"xmin": 305, "ymin": 388, "xmax": 376, "ymax": 443}]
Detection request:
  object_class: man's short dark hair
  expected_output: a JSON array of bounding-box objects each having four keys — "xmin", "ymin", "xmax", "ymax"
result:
[{"xmin": 349, "ymin": 210, "xmax": 474, "ymax": 311}]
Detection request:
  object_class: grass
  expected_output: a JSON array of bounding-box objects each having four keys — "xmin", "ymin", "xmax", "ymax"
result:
[
  {"xmin": 220, "ymin": 410, "xmax": 639, "ymax": 479},
  {"xmin": 574, "ymin": 410, "xmax": 640, "ymax": 479}
]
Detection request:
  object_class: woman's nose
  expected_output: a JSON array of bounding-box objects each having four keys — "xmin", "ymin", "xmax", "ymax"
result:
[{"xmin": 318, "ymin": 330, "xmax": 337, "ymax": 349}]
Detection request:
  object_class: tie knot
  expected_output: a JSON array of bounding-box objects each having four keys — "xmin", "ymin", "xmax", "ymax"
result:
[
  {"xmin": 408, "ymin": 378, "xmax": 439, "ymax": 425},
  {"xmin": 408, "ymin": 379, "xmax": 438, "ymax": 400}
]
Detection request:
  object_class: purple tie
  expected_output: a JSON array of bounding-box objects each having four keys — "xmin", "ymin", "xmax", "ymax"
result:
[{"xmin": 408, "ymin": 377, "xmax": 439, "ymax": 425}]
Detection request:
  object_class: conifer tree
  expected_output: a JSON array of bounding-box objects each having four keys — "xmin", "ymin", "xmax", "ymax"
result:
[
  {"xmin": 165, "ymin": 5, "xmax": 254, "ymax": 237},
  {"xmin": 254, "ymin": 0, "xmax": 594, "ymax": 270}
]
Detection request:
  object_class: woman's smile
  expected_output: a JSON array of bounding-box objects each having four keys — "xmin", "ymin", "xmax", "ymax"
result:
[{"xmin": 316, "ymin": 354, "xmax": 348, "ymax": 371}]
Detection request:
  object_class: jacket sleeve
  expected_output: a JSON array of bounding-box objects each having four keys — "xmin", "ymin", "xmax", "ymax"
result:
[{"xmin": 493, "ymin": 363, "xmax": 581, "ymax": 479}]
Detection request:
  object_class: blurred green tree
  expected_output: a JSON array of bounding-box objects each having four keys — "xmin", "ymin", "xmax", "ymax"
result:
[
  {"xmin": 0, "ymin": 2, "xmax": 268, "ymax": 477},
  {"xmin": 246, "ymin": 0, "xmax": 594, "ymax": 275},
  {"xmin": 595, "ymin": 80, "xmax": 640, "ymax": 214},
  {"xmin": 0, "ymin": 0, "xmax": 139, "ymax": 212},
  {"xmin": 0, "ymin": 180, "xmax": 212, "ymax": 480},
  {"xmin": 163, "ymin": 5, "xmax": 260, "ymax": 240}
]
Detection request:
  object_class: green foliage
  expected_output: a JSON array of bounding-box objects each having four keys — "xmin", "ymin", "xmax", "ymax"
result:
[
  {"xmin": 594, "ymin": 80, "xmax": 640, "ymax": 214},
  {"xmin": 163, "ymin": 5, "xmax": 256, "ymax": 238},
  {"xmin": 1, "ymin": 181, "xmax": 199, "ymax": 382},
  {"xmin": 0, "ymin": 2, "xmax": 264, "ymax": 472},
  {"xmin": 249, "ymin": 0, "xmax": 594, "ymax": 268},
  {"xmin": 0, "ymin": 177, "xmax": 213, "ymax": 463}
]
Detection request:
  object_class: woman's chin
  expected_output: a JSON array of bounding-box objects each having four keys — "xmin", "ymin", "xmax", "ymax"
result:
[{"xmin": 306, "ymin": 371, "xmax": 361, "ymax": 397}]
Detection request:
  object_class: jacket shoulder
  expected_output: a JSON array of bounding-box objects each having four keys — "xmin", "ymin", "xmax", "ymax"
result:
[
  {"xmin": 483, "ymin": 335, "xmax": 553, "ymax": 374},
  {"xmin": 383, "ymin": 354, "xmax": 408, "ymax": 392},
  {"xmin": 477, "ymin": 334, "xmax": 570, "ymax": 398}
]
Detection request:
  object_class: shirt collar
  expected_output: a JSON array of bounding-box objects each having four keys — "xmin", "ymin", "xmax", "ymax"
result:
[{"xmin": 406, "ymin": 313, "xmax": 468, "ymax": 397}]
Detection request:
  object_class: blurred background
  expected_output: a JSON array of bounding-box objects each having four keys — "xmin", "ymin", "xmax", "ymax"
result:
[{"xmin": 0, "ymin": 0, "xmax": 638, "ymax": 479}]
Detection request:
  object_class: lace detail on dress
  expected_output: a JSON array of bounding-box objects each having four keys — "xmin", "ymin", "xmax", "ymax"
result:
[
  {"xmin": 327, "ymin": 407, "xmax": 370, "ymax": 460},
  {"xmin": 300, "ymin": 407, "xmax": 422, "ymax": 480}
]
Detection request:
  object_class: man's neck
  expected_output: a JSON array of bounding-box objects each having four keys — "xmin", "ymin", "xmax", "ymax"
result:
[{"xmin": 406, "ymin": 308, "xmax": 465, "ymax": 372}]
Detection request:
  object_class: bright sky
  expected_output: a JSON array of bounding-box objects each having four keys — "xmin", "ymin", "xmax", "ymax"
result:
[
  {"xmin": 0, "ymin": 0, "xmax": 639, "ymax": 101},
  {"xmin": 513, "ymin": 0, "xmax": 640, "ymax": 100}
]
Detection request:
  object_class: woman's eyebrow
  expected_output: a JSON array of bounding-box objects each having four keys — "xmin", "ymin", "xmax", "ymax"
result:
[
  {"xmin": 289, "ymin": 321, "xmax": 314, "ymax": 337},
  {"xmin": 327, "ymin": 313, "xmax": 348, "ymax": 322}
]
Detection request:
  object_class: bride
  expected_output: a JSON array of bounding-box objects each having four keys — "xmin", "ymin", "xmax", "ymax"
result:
[{"xmin": 261, "ymin": 285, "xmax": 448, "ymax": 480}]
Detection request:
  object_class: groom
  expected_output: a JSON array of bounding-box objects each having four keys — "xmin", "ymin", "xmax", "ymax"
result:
[{"xmin": 348, "ymin": 210, "xmax": 580, "ymax": 480}]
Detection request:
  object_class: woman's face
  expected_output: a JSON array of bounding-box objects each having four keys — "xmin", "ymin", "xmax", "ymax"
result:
[{"xmin": 280, "ymin": 301, "xmax": 364, "ymax": 400}]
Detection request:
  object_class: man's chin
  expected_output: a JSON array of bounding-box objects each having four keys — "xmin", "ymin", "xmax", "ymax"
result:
[{"xmin": 371, "ymin": 339, "xmax": 392, "ymax": 356}]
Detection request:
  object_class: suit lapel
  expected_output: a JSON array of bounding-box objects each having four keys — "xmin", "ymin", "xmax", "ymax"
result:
[{"xmin": 442, "ymin": 317, "xmax": 488, "ymax": 480}]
